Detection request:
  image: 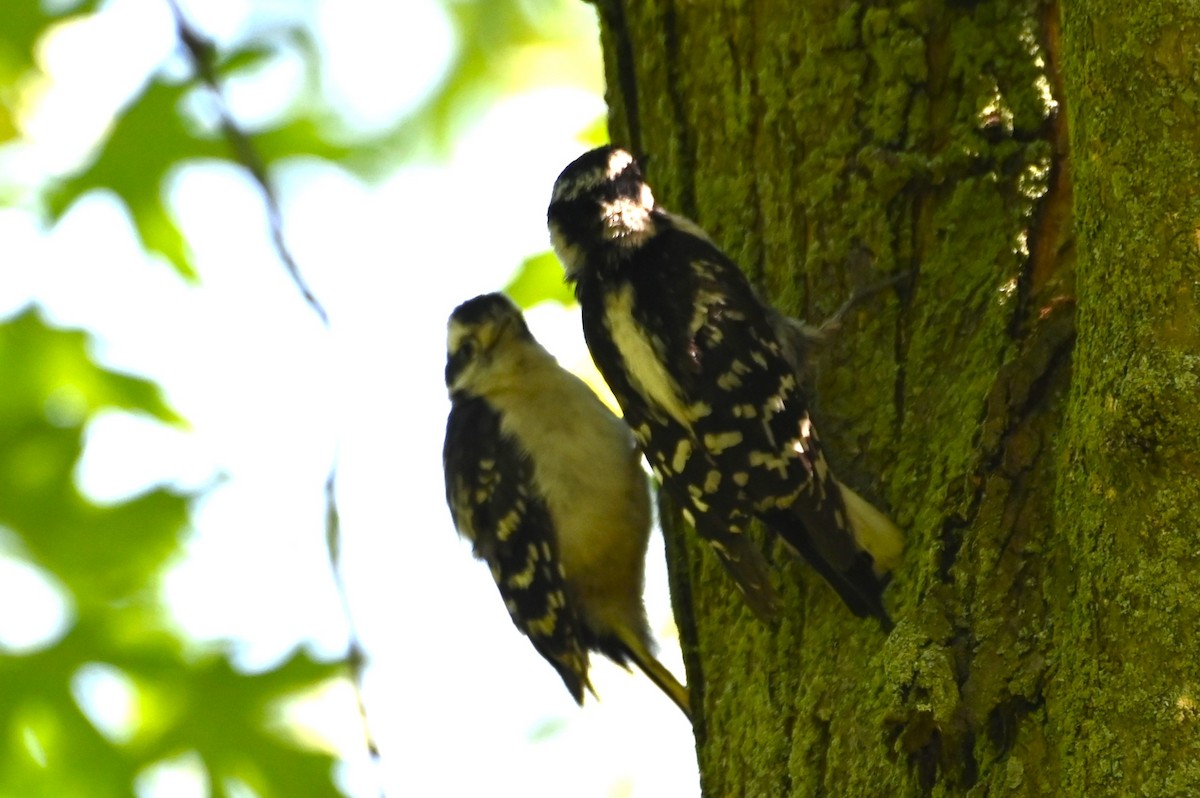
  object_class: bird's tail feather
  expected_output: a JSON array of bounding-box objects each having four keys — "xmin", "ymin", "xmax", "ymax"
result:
[
  {"xmin": 546, "ymin": 647, "xmax": 596, "ymax": 705},
  {"xmin": 837, "ymin": 480, "xmax": 903, "ymax": 576},
  {"xmin": 712, "ymin": 535, "xmax": 783, "ymax": 625},
  {"xmin": 770, "ymin": 481, "xmax": 901, "ymax": 628},
  {"xmin": 614, "ymin": 628, "xmax": 692, "ymax": 721}
]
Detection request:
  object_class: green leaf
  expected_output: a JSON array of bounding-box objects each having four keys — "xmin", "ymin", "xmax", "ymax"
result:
[
  {"xmin": 0, "ymin": 0, "xmax": 100, "ymax": 80},
  {"xmin": 0, "ymin": 309, "xmax": 189, "ymax": 603},
  {"xmin": 42, "ymin": 37, "xmax": 352, "ymax": 279},
  {"xmin": 504, "ymin": 251, "xmax": 575, "ymax": 309},
  {"xmin": 0, "ymin": 308, "xmax": 182, "ymax": 426},
  {"xmin": 44, "ymin": 78, "xmax": 218, "ymax": 279},
  {"xmin": 0, "ymin": 309, "xmax": 347, "ymax": 796},
  {"xmin": 0, "ymin": 1, "xmax": 101, "ymax": 147},
  {"xmin": 351, "ymin": 0, "xmax": 601, "ymax": 165},
  {"xmin": 253, "ymin": 115, "xmax": 355, "ymax": 167},
  {"xmin": 576, "ymin": 113, "xmax": 610, "ymax": 149},
  {"xmin": 216, "ymin": 42, "xmax": 279, "ymax": 77},
  {"xmin": 142, "ymin": 651, "xmax": 346, "ymax": 798}
]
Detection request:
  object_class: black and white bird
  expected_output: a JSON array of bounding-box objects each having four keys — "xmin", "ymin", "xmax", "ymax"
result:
[
  {"xmin": 547, "ymin": 146, "xmax": 903, "ymax": 625},
  {"xmin": 442, "ymin": 292, "xmax": 691, "ymax": 718}
]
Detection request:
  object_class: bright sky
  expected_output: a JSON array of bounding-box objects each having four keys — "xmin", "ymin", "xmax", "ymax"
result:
[{"xmin": 0, "ymin": 0, "xmax": 699, "ymax": 796}]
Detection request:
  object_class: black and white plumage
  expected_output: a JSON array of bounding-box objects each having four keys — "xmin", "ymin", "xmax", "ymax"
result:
[
  {"xmin": 443, "ymin": 292, "xmax": 690, "ymax": 718},
  {"xmin": 547, "ymin": 146, "xmax": 903, "ymax": 625}
]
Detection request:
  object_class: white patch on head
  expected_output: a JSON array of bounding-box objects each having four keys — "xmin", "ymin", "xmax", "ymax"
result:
[
  {"xmin": 607, "ymin": 148, "xmax": 634, "ymax": 177},
  {"xmin": 639, "ymin": 182, "xmax": 655, "ymax": 209},
  {"xmin": 600, "ymin": 195, "xmax": 655, "ymax": 246},
  {"xmin": 605, "ymin": 284, "xmax": 693, "ymax": 430},
  {"xmin": 551, "ymin": 148, "xmax": 637, "ymax": 203}
]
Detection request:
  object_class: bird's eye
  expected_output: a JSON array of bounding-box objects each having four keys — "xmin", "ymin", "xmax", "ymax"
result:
[{"xmin": 459, "ymin": 339, "xmax": 478, "ymax": 360}]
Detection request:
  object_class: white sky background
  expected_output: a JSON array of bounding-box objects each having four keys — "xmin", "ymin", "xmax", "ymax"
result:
[{"xmin": 0, "ymin": 0, "xmax": 699, "ymax": 796}]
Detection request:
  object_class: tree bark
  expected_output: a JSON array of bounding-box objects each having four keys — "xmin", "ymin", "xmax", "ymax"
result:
[
  {"xmin": 1053, "ymin": 2, "xmax": 1200, "ymax": 794},
  {"xmin": 588, "ymin": 0, "xmax": 1200, "ymax": 795}
]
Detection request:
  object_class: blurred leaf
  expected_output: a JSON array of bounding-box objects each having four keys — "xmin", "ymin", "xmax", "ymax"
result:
[
  {"xmin": 43, "ymin": 31, "xmax": 349, "ymax": 279},
  {"xmin": 527, "ymin": 716, "xmax": 568, "ymax": 742},
  {"xmin": 0, "ymin": 0, "xmax": 100, "ymax": 79},
  {"xmin": 0, "ymin": 1, "xmax": 50, "ymax": 79},
  {"xmin": 254, "ymin": 115, "xmax": 355, "ymax": 168},
  {"xmin": 412, "ymin": 0, "xmax": 550, "ymax": 152},
  {"xmin": 0, "ymin": 308, "xmax": 182, "ymax": 426},
  {"xmin": 504, "ymin": 251, "xmax": 575, "ymax": 308},
  {"xmin": 1, "ymin": 3, "xmax": 606, "ymax": 796},
  {"xmin": 357, "ymin": 0, "xmax": 601, "ymax": 164},
  {"xmin": 0, "ymin": 0, "xmax": 100, "ymax": 147},
  {"xmin": 576, "ymin": 113, "xmax": 610, "ymax": 148},
  {"xmin": 140, "ymin": 651, "xmax": 345, "ymax": 798},
  {"xmin": 213, "ymin": 29, "xmax": 356, "ymax": 169},
  {"xmin": 216, "ymin": 42, "xmax": 278, "ymax": 76},
  {"xmin": 0, "ymin": 310, "xmax": 347, "ymax": 797},
  {"xmin": 44, "ymin": 78, "xmax": 219, "ymax": 279}
]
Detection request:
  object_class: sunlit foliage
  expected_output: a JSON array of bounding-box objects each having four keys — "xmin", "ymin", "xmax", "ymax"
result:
[{"xmin": 0, "ymin": 1, "xmax": 598, "ymax": 794}]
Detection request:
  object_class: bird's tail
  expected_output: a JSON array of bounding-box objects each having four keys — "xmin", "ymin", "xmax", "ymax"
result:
[
  {"xmin": 770, "ymin": 481, "xmax": 902, "ymax": 628},
  {"xmin": 613, "ymin": 628, "xmax": 692, "ymax": 721},
  {"xmin": 545, "ymin": 645, "xmax": 597, "ymax": 706},
  {"xmin": 837, "ymin": 480, "xmax": 903, "ymax": 577},
  {"xmin": 711, "ymin": 533, "xmax": 783, "ymax": 625}
]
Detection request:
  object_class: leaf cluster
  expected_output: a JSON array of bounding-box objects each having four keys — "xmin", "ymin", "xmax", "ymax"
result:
[{"xmin": 0, "ymin": 1, "xmax": 602, "ymax": 794}]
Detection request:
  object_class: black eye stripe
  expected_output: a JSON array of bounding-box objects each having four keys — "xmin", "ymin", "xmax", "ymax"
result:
[{"xmin": 445, "ymin": 341, "xmax": 477, "ymax": 387}]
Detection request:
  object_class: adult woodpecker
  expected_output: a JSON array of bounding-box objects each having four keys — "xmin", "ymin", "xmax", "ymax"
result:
[{"xmin": 547, "ymin": 146, "xmax": 903, "ymax": 625}]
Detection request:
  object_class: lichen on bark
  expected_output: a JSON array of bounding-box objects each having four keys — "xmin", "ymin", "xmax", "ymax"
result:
[
  {"xmin": 585, "ymin": 0, "xmax": 1196, "ymax": 794},
  {"xmin": 1053, "ymin": 1, "xmax": 1200, "ymax": 794}
]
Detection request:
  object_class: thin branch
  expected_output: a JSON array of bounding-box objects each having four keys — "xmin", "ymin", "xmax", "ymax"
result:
[
  {"xmin": 168, "ymin": 3, "xmax": 378, "ymax": 791},
  {"xmin": 325, "ymin": 471, "xmax": 388, "ymax": 798},
  {"xmin": 167, "ymin": 0, "xmax": 330, "ymax": 325}
]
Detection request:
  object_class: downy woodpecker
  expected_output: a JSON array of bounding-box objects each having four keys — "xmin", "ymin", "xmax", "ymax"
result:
[
  {"xmin": 547, "ymin": 147, "xmax": 903, "ymax": 625},
  {"xmin": 443, "ymin": 292, "xmax": 691, "ymax": 716}
]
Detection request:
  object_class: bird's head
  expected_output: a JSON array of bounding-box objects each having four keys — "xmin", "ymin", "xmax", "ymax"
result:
[
  {"xmin": 445, "ymin": 293, "xmax": 533, "ymax": 396},
  {"xmin": 547, "ymin": 146, "xmax": 656, "ymax": 281}
]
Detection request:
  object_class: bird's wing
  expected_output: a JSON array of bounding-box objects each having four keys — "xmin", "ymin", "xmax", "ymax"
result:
[{"xmin": 444, "ymin": 396, "xmax": 593, "ymax": 701}]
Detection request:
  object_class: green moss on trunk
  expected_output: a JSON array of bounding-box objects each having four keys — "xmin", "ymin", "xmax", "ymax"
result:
[
  {"xmin": 587, "ymin": 0, "xmax": 1197, "ymax": 794},
  {"xmin": 1054, "ymin": 1, "xmax": 1200, "ymax": 793}
]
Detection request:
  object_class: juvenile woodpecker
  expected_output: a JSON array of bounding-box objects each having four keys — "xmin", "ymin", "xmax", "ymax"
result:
[
  {"xmin": 443, "ymin": 292, "xmax": 691, "ymax": 718},
  {"xmin": 547, "ymin": 146, "xmax": 903, "ymax": 625}
]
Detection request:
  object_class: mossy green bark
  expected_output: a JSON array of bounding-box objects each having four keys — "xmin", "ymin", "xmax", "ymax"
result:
[
  {"xmin": 1054, "ymin": 2, "xmax": 1200, "ymax": 795},
  {"xmin": 587, "ymin": 0, "xmax": 1199, "ymax": 794}
]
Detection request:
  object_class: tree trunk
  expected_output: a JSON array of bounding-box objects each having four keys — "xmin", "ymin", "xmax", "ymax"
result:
[{"xmin": 588, "ymin": 0, "xmax": 1200, "ymax": 794}]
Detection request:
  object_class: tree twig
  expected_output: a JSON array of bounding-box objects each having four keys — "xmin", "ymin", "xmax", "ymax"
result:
[
  {"xmin": 167, "ymin": 0, "xmax": 330, "ymax": 325},
  {"xmin": 325, "ymin": 470, "xmax": 387, "ymax": 798},
  {"xmin": 168, "ymin": 4, "xmax": 381, "ymax": 793}
]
